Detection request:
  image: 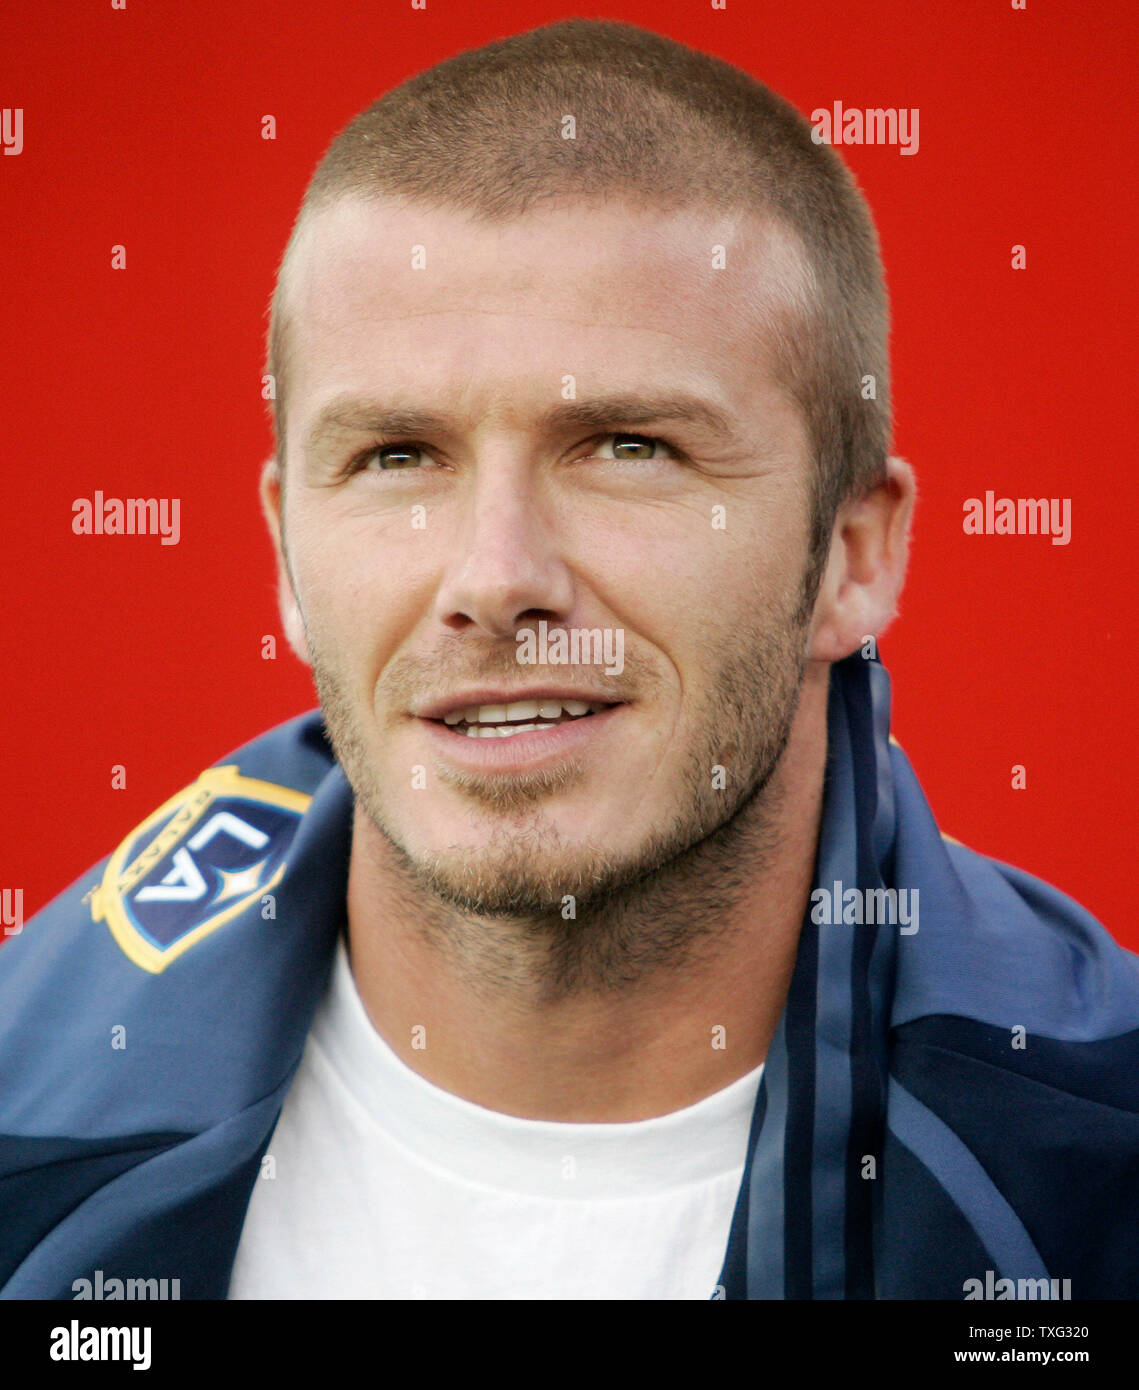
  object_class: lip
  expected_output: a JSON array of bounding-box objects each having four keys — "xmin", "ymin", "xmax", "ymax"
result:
[
  {"xmin": 417, "ymin": 702, "xmax": 626, "ymax": 774},
  {"xmin": 415, "ymin": 687, "xmax": 623, "ymax": 722}
]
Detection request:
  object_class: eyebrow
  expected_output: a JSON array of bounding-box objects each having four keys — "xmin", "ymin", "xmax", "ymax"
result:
[{"xmin": 303, "ymin": 392, "xmax": 738, "ymax": 455}]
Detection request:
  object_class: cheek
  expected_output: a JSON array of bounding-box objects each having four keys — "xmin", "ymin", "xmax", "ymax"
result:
[
  {"xmin": 297, "ymin": 551, "xmax": 368, "ymax": 634},
  {"xmin": 632, "ymin": 517, "xmax": 801, "ymax": 640},
  {"xmin": 289, "ymin": 513, "xmax": 440, "ymax": 680},
  {"xmin": 730, "ymin": 489, "xmax": 814, "ymax": 611}
]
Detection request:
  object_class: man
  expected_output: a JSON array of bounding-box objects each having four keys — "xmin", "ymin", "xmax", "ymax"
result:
[{"xmin": 3, "ymin": 19, "xmax": 1137, "ymax": 1301}]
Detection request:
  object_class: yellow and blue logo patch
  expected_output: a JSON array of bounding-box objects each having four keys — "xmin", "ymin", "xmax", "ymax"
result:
[{"xmin": 89, "ymin": 765, "xmax": 312, "ymax": 973}]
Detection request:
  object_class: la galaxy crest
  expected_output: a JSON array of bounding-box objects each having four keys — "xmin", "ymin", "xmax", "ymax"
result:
[{"xmin": 89, "ymin": 766, "xmax": 312, "ymax": 973}]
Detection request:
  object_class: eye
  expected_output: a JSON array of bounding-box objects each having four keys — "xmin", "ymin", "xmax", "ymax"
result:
[
  {"xmin": 366, "ymin": 443, "xmax": 425, "ymax": 470},
  {"xmin": 591, "ymin": 433, "xmax": 676, "ymax": 462}
]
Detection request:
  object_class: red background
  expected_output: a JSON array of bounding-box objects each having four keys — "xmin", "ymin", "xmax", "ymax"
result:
[{"xmin": 4, "ymin": 1, "xmax": 1136, "ymax": 942}]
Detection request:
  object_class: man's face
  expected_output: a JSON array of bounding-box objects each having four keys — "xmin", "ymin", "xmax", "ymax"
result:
[{"xmin": 271, "ymin": 195, "xmax": 821, "ymax": 916}]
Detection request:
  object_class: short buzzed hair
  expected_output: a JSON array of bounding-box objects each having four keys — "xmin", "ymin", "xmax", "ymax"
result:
[{"xmin": 267, "ymin": 18, "xmax": 891, "ymax": 573}]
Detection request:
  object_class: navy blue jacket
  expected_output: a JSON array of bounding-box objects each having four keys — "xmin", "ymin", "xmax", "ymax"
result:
[{"xmin": 3, "ymin": 653, "xmax": 1138, "ymax": 1299}]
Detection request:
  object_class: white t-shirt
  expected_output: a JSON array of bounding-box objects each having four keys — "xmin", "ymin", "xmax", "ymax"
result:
[{"xmin": 228, "ymin": 936, "xmax": 762, "ymax": 1300}]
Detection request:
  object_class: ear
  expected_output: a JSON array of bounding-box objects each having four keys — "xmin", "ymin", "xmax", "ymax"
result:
[
  {"xmin": 807, "ymin": 455, "xmax": 916, "ymax": 662},
  {"xmin": 259, "ymin": 458, "xmax": 311, "ymax": 666}
]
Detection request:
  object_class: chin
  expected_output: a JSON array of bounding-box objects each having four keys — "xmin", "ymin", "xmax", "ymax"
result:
[{"xmin": 384, "ymin": 813, "xmax": 651, "ymax": 917}]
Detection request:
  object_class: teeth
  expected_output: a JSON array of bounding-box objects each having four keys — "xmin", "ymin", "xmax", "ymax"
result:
[
  {"xmin": 443, "ymin": 698, "xmax": 609, "ymax": 726},
  {"xmin": 464, "ymin": 722, "xmax": 552, "ymax": 738}
]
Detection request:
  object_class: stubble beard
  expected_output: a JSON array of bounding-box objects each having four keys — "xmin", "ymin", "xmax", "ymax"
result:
[{"xmin": 303, "ymin": 575, "xmax": 817, "ymax": 1000}]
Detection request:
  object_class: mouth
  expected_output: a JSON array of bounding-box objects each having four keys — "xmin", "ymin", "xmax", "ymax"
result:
[
  {"xmin": 414, "ymin": 692, "xmax": 627, "ymax": 772},
  {"xmin": 433, "ymin": 697, "xmax": 615, "ymax": 738}
]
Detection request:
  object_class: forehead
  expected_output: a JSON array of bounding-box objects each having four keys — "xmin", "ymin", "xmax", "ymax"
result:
[{"xmin": 279, "ymin": 194, "xmax": 811, "ymax": 429}]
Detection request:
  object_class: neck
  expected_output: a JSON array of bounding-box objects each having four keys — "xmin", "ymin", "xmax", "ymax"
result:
[{"xmin": 345, "ymin": 664, "xmax": 830, "ymax": 1122}]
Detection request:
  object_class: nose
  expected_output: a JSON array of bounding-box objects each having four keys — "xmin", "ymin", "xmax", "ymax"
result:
[{"xmin": 432, "ymin": 455, "xmax": 575, "ymax": 640}]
